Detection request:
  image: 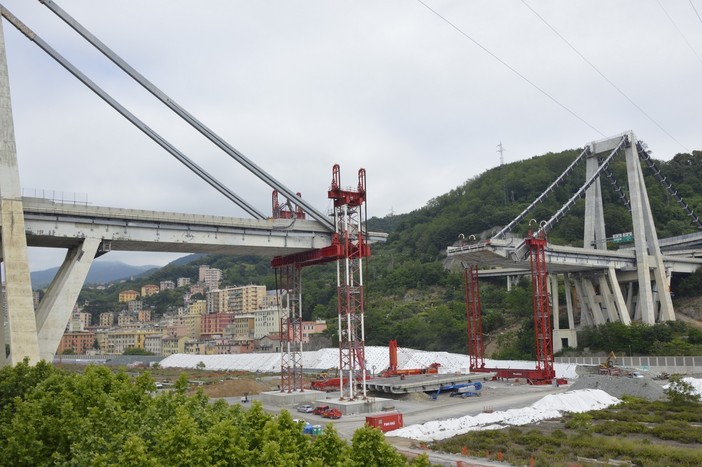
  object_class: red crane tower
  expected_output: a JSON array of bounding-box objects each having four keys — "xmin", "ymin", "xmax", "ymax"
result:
[
  {"xmin": 462, "ymin": 227, "xmax": 563, "ymax": 385},
  {"xmin": 271, "ymin": 165, "xmax": 370, "ymax": 399},
  {"xmin": 464, "ymin": 263, "xmax": 485, "ymax": 371}
]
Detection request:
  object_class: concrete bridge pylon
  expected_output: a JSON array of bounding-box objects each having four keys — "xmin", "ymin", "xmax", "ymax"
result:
[
  {"xmin": 577, "ymin": 131, "xmax": 674, "ymax": 327},
  {"xmin": 0, "ymin": 19, "xmax": 40, "ymax": 366},
  {"xmin": 0, "ymin": 19, "xmax": 101, "ymax": 366}
]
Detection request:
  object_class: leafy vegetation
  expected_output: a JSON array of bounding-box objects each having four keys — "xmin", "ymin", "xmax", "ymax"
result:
[
  {"xmin": 575, "ymin": 321, "xmax": 702, "ymax": 356},
  {"xmin": 0, "ymin": 360, "xmax": 428, "ymax": 466},
  {"xmin": 433, "ymin": 395, "xmax": 702, "ymax": 466},
  {"xmin": 72, "ymin": 148, "xmax": 702, "ymax": 355}
]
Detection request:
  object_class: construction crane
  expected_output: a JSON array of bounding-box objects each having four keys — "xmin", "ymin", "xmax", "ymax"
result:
[
  {"xmin": 272, "ymin": 165, "xmax": 370, "ymax": 400},
  {"xmin": 462, "ymin": 226, "xmax": 564, "ymax": 385}
]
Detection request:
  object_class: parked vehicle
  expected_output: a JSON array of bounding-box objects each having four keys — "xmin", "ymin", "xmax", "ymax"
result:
[
  {"xmin": 297, "ymin": 404, "xmax": 314, "ymax": 413},
  {"xmin": 322, "ymin": 408, "xmax": 342, "ymax": 419}
]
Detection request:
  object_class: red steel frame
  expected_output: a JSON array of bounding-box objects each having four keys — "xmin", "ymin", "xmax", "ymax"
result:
[
  {"xmin": 464, "ymin": 264, "xmax": 485, "ymax": 371},
  {"xmin": 277, "ymin": 265, "xmax": 304, "ymax": 393},
  {"xmin": 329, "ymin": 164, "xmax": 369, "ymax": 400},
  {"xmin": 527, "ymin": 229, "xmax": 556, "ymax": 381},
  {"xmin": 467, "ymin": 228, "xmax": 562, "ymax": 385},
  {"xmin": 271, "ymin": 165, "xmax": 370, "ymax": 397}
]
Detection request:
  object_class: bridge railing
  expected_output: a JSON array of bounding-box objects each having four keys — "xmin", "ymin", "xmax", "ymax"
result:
[{"xmin": 22, "ymin": 188, "xmax": 89, "ymax": 206}]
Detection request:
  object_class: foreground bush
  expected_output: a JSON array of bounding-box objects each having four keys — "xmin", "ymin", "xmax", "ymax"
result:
[{"xmin": 0, "ymin": 361, "xmax": 426, "ymax": 466}]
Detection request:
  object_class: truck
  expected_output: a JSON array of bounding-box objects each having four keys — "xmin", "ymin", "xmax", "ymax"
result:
[{"xmin": 366, "ymin": 413, "xmax": 404, "ymax": 433}]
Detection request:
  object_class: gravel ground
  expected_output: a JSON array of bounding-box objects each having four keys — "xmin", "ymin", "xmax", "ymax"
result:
[{"xmin": 569, "ymin": 374, "xmax": 666, "ymax": 401}]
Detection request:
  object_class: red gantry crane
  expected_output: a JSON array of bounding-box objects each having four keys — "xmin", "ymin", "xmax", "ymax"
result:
[
  {"xmin": 272, "ymin": 165, "xmax": 370, "ymax": 400},
  {"xmin": 463, "ymin": 227, "xmax": 563, "ymax": 385}
]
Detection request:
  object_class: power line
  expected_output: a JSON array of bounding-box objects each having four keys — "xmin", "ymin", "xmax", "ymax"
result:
[
  {"xmin": 657, "ymin": 0, "xmax": 702, "ymax": 68},
  {"xmin": 520, "ymin": 0, "xmax": 689, "ymax": 153},
  {"xmin": 414, "ymin": 0, "xmax": 605, "ymax": 137},
  {"xmin": 690, "ymin": 0, "xmax": 702, "ymax": 26}
]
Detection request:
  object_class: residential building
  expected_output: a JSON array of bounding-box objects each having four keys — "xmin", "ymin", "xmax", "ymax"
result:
[
  {"xmin": 253, "ymin": 307, "xmax": 283, "ymax": 340},
  {"xmin": 144, "ymin": 333, "xmax": 163, "ymax": 355},
  {"xmin": 200, "ymin": 313, "xmax": 234, "ymax": 338},
  {"xmin": 141, "ymin": 284, "xmax": 159, "ymax": 297},
  {"xmin": 177, "ymin": 277, "xmax": 191, "ymax": 288},
  {"xmin": 302, "ymin": 319, "xmax": 328, "ymax": 343},
  {"xmin": 206, "ymin": 288, "xmax": 227, "ymax": 314},
  {"xmin": 189, "ymin": 283, "xmax": 206, "ymax": 296},
  {"xmin": 160, "ymin": 280, "xmax": 175, "ymax": 291},
  {"xmin": 162, "ymin": 335, "xmax": 191, "ymax": 356},
  {"xmin": 228, "ymin": 285, "xmax": 266, "ymax": 313},
  {"xmin": 117, "ymin": 314, "xmax": 133, "ymax": 327},
  {"xmin": 137, "ymin": 309, "xmax": 152, "ymax": 323},
  {"xmin": 118, "ymin": 290, "xmax": 139, "ymax": 303},
  {"xmin": 188, "ymin": 299, "xmax": 207, "ymax": 315},
  {"xmin": 58, "ymin": 331, "xmax": 95, "ymax": 355},
  {"xmin": 232, "ymin": 313, "xmax": 255, "ymax": 342},
  {"xmin": 198, "ymin": 265, "xmax": 222, "ymax": 289},
  {"xmin": 99, "ymin": 312, "xmax": 114, "ymax": 327},
  {"xmin": 127, "ymin": 300, "xmax": 143, "ymax": 313},
  {"xmin": 213, "ymin": 338, "xmax": 253, "ymax": 354},
  {"xmin": 177, "ymin": 313, "xmax": 202, "ymax": 339},
  {"xmin": 264, "ymin": 289, "xmax": 285, "ymax": 309},
  {"xmin": 255, "ymin": 333, "xmax": 282, "ymax": 353},
  {"xmin": 104, "ymin": 329, "xmax": 159, "ymax": 354}
]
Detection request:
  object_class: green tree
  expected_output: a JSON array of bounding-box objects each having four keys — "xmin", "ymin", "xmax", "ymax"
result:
[
  {"xmin": 665, "ymin": 374, "xmax": 701, "ymax": 405},
  {"xmin": 349, "ymin": 426, "xmax": 407, "ymax": 467}
]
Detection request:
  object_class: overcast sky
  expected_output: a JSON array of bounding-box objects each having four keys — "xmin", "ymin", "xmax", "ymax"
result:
[{"xmin": 1, "ymin": 1, "xmax": 700, "ymax": 271}]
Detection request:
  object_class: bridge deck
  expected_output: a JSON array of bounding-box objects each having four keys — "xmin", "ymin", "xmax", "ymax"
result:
[{"xmin": 6, "ymin": 197, "xmax": 388, "ymax": 256}]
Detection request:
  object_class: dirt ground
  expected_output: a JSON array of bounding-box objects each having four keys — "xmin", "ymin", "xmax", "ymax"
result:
[{"xmin": 191, "ymin": 378, "xmax": 276, "ymax": 398}]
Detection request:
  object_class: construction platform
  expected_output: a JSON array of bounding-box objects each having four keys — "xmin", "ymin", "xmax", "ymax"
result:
[
  {"xmin": 258, "ymin": 390, "xmax": 394, "ymax": 415},
  {"xmin": 365, "ymin": 373, "xmax": 495, "ymax": 395}
]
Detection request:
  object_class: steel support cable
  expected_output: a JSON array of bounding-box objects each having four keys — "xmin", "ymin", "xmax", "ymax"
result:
[
  {"xmin": 597, "ymin": 155, "xmax": 631, "ymax": 211},
  {"xmin": 521, "ymin": 0, "xmax": 689, "ymax": 152},
  {"xmin": 40, "ymin": 0, "xmax": 335, "ymax": 232},
  {"xmin": 637, "ymin": 142, "xmax": 702, "ymax": 229},
  {"xmin": 656, "ymin": 0, "xmax": 702, "ymax": 68},
  {"xmin": 415, "ymin": 0, "xmax": 605, "ymax": 137},
  {"xmin": 537, "ymin": 137, "xmax": 626, "ymax": 237},
  {"xmin": 492, "ymin": 147, "xmax": 589, "ymax": 240},
  {"xmin": 0, "ymin": 6, "xmax": 266, "ymax": 220}
]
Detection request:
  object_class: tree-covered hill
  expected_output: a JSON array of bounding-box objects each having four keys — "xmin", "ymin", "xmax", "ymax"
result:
[{"xmin": 77, "ymin": 147, "xmax": 702, "ymax": 356}]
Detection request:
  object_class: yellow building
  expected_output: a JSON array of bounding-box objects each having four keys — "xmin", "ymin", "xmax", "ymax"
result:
[
  {"xmin": 118, "ymin": 290, "xmax": 139, "ymax": 303},
  {"xmin": 141, "ymin": 284, "xmax": 159, "ymax": 297},
  {"xmin": 188, "ymin": 299, "xmax": 207, "ymax": 315}
]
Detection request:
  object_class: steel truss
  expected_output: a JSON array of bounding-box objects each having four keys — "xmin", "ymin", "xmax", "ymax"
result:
[{"xmin": 277, "ymin": 265, "xmax": 304, "ymax": 393}]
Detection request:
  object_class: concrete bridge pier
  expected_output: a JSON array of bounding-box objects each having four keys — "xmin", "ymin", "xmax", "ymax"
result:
[
  {"xmin": 36, "ymin": 238, "xmax": 100, "ymax": 361},
  {"xmin": 0, "ymin": 19, "xmax": 39, "ymax": 366}
]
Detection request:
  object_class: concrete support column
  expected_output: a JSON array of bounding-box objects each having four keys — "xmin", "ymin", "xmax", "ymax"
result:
[
  {"xmin": 550, "ymin": 274, "xmax": 560, "ymax": 330},
  {"xmin": 0, "ymin": 20, "xmax": 39, "ymax": 366},
  {"xmin": 563, "ymin": 273, "xmax": 576, "ymax": 330},
  {"xmin": 583, "ymin": 154, "xmax": 607, "ymax": 250},
  {"xmin": 624, "ymin": 132, "xmax": 674, "ymax": 323},
  {"xmin": 573, "ymin": 277, "xmax": 593, "ymax": 327},
  {"xmin": 607, "ymin": 266, "xmax": 631, "ymax": 325},
  {"xmin": 36, "ymin": 237, "xmax": 100, "ymax": 361}
]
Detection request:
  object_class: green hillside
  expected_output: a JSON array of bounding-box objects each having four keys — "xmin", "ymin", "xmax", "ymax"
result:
[{"xmin": 77, "ymin": 147, "xmax": 702, "ymax": 357}]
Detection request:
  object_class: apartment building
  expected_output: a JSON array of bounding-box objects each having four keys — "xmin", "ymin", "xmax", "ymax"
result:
[
  {"xmin": 141, "ymin": 284, "xmax": 159, "ymax": 297},
  {"xmin": 58, "ymin": 331, "xmax": 95, "ymax": 355},
  {"xmin": 99, "ymin": 312, "xmax": 114, "ymax": 327},
  {"xmin": 253, "ymin": 307, "xmax": 283, "ymax": 340},
  {"xmin": 200, "ymin": 313, "xmax": 234, "ymax": 338},
  {"xmin": 198, "ymin": 265, "xmax": 222, "ymax": 289},
  {"xmin": 302, "ymin": 319, "xmax": 328, "ymax": 343},
  {"xmin": 118, "ymin": 290, "xmax": 139, "ymax": 303}
]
